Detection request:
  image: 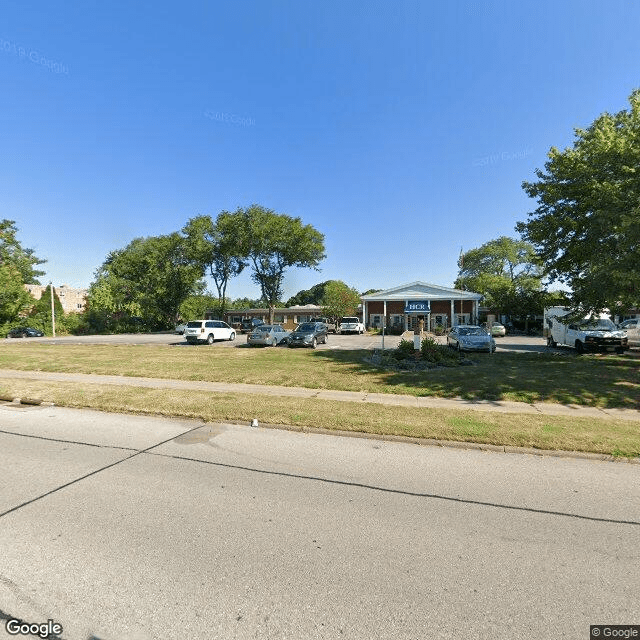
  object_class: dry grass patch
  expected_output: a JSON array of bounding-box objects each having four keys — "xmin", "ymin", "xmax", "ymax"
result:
[{"xmin": 1, "ymin": 377, "xmax": 639, "ymax": 457}]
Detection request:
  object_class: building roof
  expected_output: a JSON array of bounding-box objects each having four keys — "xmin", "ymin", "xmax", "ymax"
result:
[
  {"xmin": 224, "ymin": 304, "xmax": 324, "ymax": 314},
  {"xmin": 361, "ymin": 281, "xmax": 482, "ymax": 302}
]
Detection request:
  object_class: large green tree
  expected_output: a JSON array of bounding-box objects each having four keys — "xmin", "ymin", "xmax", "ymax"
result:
[
  {"xmin": 179, "ymin": 293, "xmax": 222, "ymax": 321},
  {"xmin": 0, "ymin": 219, "xmax": 46, "ymax": 284},
  {"xmin": 516, "ymin": 89, "xmax": 640, "ymax": 315},
  {"xmin": 455, "ymin": 236, "xmax": 546, "ymax": 321},
  {"xmin": 0, "ymin": 220, "xmax": 44, "ymax": 328},
  {"xmin": 286, "ymin": 281, "xmax": 333, "ymax": 307},
  {"xmin": 0, "ymin": 263, "xmax": 34, "ymax": 326},
  {"xmin": 240, "ymin": 205, "xmax": 326, "ymax": 323},
  {"xmin": 89, "ymin": 233, "xmax": 204, "ymax": 329},
  {"xmin": 182, "ymin": 212, "xmax": 247, "ymax": 317},
  {"xmin": 321, "ymin": 281, "xmax": 361, "ymax": 321}
]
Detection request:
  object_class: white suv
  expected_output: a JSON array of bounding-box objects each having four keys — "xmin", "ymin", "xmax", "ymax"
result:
[
  {"xmin": 339, "ymin": 317, "xmax": 365, "ymax": 334},
  {"xmin": 184, "ymin": 320, "xmax": 236, "ymax": 345}
]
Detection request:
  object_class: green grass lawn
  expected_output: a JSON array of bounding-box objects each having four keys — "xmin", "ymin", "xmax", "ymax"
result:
[
  {"xmin": 1, "ymin": 342, "xmax": 639, "ymax": 409},
  {"xmin": 1, "ymin": 343, "xmax": 639, "ymax": 456}
]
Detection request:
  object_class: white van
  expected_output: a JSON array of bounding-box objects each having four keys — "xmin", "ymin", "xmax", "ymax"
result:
[
  {"xmin": 544, "ymin": 307, "xmax": 627, "ymax": 354},
  {"xmin": 625, "ymin": 323, "xmax": 640, "ymax": 348}
]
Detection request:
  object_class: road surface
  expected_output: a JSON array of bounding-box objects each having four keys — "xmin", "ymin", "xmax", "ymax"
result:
[{"xmin": 1, "ymin": 404, "xmax": 638, "ymax": 639}]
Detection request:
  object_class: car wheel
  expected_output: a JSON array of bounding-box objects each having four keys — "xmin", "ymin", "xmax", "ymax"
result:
[
  {"xmin": 21, "ymin": 332, "xmax": 27, "ymax": 338},
  {"xmin": 457, "ymin": 343, "xmax": 462, "ymax": 352},
  {"xmin": 311, "ymin": 337, "xmax": 317, "ymax": 349},
  {"xmin": 207, "ymin": 334, "xmax": 214, "ymax": 345},
  {"xmin": 229, "ymin": 332, "xmax": 235, "ymax": 341},
  {"xmin": 323, "ymin": 334, "xmax": 328, "ymax": 344}
]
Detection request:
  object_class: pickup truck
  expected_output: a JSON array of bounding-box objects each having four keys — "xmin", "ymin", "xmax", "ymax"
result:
[
  {"xmin": 544, "ymin": 307, "xmax": 627, "ymax": 354},
  {"xmin": 310, "ymin": 317, "xmax": 337, "ymax": 333},
  {"xmin": 339, "ymin": 316, "xmax": 365, "ymax": 334}
]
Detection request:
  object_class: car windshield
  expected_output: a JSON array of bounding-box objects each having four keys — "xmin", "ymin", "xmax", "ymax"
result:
[
  {"xmin": 342, "ymin": 318, "xmax": 358, "ymax": 323},
  {"xmin": 255, "ymin": 326, "xmax": 272, "ymax": 332},
  {"xmin": 296, "ymin": 323, "xmax": 315, "ymax": 332},
  {"xmin": 579, "ymin": 319, "xmax": 617, "ymax": 331},
  {"xmin": 459, "ymin": 328, "xmax": 485, "ymax": 336}
]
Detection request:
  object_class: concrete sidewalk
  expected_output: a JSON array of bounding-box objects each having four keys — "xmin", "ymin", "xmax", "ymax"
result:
[{"xmin": 1, "ymin": 368, "xmax": 639, "ymax": 422}]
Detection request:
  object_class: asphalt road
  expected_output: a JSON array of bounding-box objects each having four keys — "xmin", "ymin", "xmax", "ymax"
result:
[{"xmin": 1, "ymin": 405, "xmax": 638, "ymax": 640}]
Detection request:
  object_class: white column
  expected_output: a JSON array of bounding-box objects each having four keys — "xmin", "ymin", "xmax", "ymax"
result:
[{"xmin": 451, "ymin": 299, "xmax": 455, "ymax": 326}]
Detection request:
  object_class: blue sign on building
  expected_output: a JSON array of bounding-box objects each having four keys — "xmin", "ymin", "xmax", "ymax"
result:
[{"xmin": 404, "ymin": 300, "xmax": 430, "ymax": 313}]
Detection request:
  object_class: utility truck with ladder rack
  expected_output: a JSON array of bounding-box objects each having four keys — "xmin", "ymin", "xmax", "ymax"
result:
[{"xmin": 544, "ymin": 307, "xmax": 627, "ymax": 354}]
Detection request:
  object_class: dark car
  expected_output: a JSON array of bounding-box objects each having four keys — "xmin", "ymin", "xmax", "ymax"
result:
[
  {"xmin": 7, "ymin": 327, "xmax": 45, "ymax": 338},
  {"xmin": 288, "ymin": 321, "xmax": 328, "ymax": 349},
  {"xmin": 240, "ymin": 318, "xmax": 264, "ymax": 333}
]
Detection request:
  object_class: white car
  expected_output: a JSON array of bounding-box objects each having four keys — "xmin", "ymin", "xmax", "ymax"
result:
[
  {"xmin": 339, "ymin": 317, "xmax": 365, "ymax": 334},
  {"xmin": 184, "ymin": 320, "xmax": 236, "ymax": 345}
]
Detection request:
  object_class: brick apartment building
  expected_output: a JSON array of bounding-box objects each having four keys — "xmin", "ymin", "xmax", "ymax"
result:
[{"xmin": 24, "ymin": 284, "xmax": 88, "ymax": 314}]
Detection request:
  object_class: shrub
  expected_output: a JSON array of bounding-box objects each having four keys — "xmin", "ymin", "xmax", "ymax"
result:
[
  {"xmin": 421, "ymin": 335, "xmax": 458, "ymax": 365},
  {"xmin": 393, "ymin": 338, "xmax": 417, "ymax": 359}
]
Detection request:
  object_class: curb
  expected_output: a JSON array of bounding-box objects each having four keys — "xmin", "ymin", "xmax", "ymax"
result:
[
  {"xmin": 238, "ymin": 420, "xmax": 640, "ymax": 464},
  {"xmin": 0, "ymin": 394, "xmax": 55, "ymax": 407},
  {"xmin": 1, "ymin": 395, "xmax": 637, "ymax": 463}
]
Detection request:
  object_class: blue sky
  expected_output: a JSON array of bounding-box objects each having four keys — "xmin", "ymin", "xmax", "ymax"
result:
[{"xmin": 2, "ymin": 1, "xmax": 640, "ymax": 300}]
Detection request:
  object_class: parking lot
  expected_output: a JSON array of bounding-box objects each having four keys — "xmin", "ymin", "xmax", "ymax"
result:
[{"xmin": 3, "ymin": 330, "xmax": 552, "ymax": 353}]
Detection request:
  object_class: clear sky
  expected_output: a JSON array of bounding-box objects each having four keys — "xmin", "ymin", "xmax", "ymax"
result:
[{"xmin": 2, "ymin": 1, "xmax": 639, "ymax": 300}]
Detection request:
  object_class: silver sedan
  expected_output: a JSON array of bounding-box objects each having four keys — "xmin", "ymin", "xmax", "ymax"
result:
[
  {"xmin": 447, "ymin": 325, "xmax": 496, "ymax": 353},
  {"xmin": 247, "ymin": 324, "xmax": 290, "ymax": 347}
]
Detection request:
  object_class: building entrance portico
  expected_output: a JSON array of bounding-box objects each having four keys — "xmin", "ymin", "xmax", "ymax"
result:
[{"xmin": 361, "ymin": 281, "xmax": 482, "ymax": 332}]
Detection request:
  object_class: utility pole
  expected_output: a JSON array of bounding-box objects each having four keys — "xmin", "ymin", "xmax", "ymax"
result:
[{"xmin": 50, "ymin": 282, "xmax": 56, "ymax": 337}]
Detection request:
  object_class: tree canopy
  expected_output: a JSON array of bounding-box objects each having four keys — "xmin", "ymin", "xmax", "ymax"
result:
[
  {"xmin": 321, "ymin": 281, "xmax": 361, "ymax": 320},
  {"xmin": 0, "ymin": 220, "xmax": 44, "ymax": 329},
  {"xmin": 240, "ymin": 205, "xmax": 326, "ymax": 322},
  {"xmin": 178, "ymin": 293, "xmax": 221, "ymax": 321},
  {"xmin": 182, "ymin": 211, "xmax": 247, "ymax": 317},
  {"xmin": 88, "ymin": 233, "xmax": 204, "ymax": 329},
  {"xmin": 516, "ymin": 89, "xmax": 640, "ymax": 315},
  {"xmin": 286, "ymin": 280, "xmax": 340, "ymax": 307},
  {"xmin": 455, "ymin": 236, "xmax": 546, "ymax": 320},
  {"xmin": 0, "ymin": 219, "xmax": 46, "ymax": 284}
]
